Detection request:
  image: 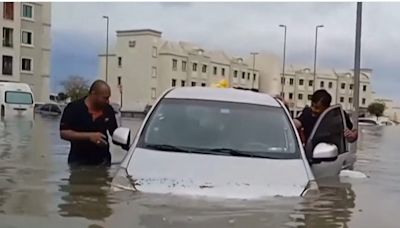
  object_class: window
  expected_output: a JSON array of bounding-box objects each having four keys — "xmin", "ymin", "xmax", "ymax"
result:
[
  {"xmin": 242, "ymin": 72, "xmax": 245, "ymax": 79},
  {"xmin": 117, "ymin": 76, "xmax": 122, "ymax": 85},
  {"xmin": 192, "ymin": 63, "xmax": 197, "ymax": 71},
  {"xmin": 341, "ymin": 83, "xmax": 345, "ymax": 89},
  {"xmin": 289, "ymin": 78, "xmax": 294, "ymax": 85},
  {"xmin": 2, "ymin": 55, "xmax": 12, "ymax": 75},
  {"xmin": 328, "ymin": 82, "xmax": 333, "ymax": 89},
  {"xmin": 234, "ymin": 70, "xmax": 238, "ymax": 78},
  {"xmin": 118, "ymin": 57, "xmax": 122, "ymax": 67},
  {"xmin": 349, "ymin": 97, "xmax": 353, "ymax": 103},
  {"xmin": 320, "ymin": 81, "xmax": 324, "ymax": 88},
  {"xmin": 253, "ymin": 74, "xmax": 256, "ymax": 81},
  {"xmin": 201, "ymin": 83, "xmax": 206, "ymax": 87},
  {"xmin": 129, "ymin": 40, "xmax": 136, "ymax": 47},
  {"xmin": 213, "ymin": 66, "xmax": 217, "ymax": 75},
  {"xmin": 151, "ymin": 88, "xmax": 156, "ymax": 99},
  {"xmin": 362, "ymin": 98, "xmax": 366, "ymax": 105},
  {"xmin": 340, "ymin": 97, "xmax": 344, "ymax": 103},
  {"xmin": 3, "ymin": 3, "xmax": 14, "ymax": 20},
  {"xmin": 172, "ymin": 59, "xmax": 177, "ymax": 71},
  {"xmin": 299, "ymin": 79, "xmax": 304, "ymax": 86},
  {"xmin": 138, "ymin": 99, "xmax": 301, "ymax": 159},
  {"xmin": 3, "ymin": 27, "xmax": 13, "ymax": 47},
  {"xmin": 152, "ymin": 47, "xmax": 157, "ymax": 57},
  {"xmin": 309, "ymin": 80, "xmax": 313, "ymax": 87},
  {"xmin": 152, "ymin": 67, "xmax": 157, "ymax": 78},
  {"xmin": 247, "ymin": 73, "xmax": 250, "ymax": 80},
  {"xmin": 172, "ymin": 79, "xmax": 176, "ymax": 87},
  {"xmin": 5, "ymin": 91, "xmax": 33, "ymax": 104},
  {"xmin": 182, "ymin": 61, "xmax": 187, "ymax": 71},
  {"xmin": 21, "ymin": 31, "xmax": 33, "ymax": 45},
  {"xmin": 363, "ymin": 85, "xmax": 367, "ymax": 92},
  {"xmin": 22, "ymin": 4, "xmax": 33, "ymax": 19},
  {"xmin": 289, "ymin": 93, "xmax": 293, "ymax": 99},
  {"xmin": 202, "ymin": 64, "xmax": 207, "ymax": 73},
  {"xmin": 298, "ymin": 94, "xmax": 303, "ymax": 100},
  {"xmin": 181, "ymin": 80, "xmax": 186, "ymax": 87},
  {"xmin": 21, "ymin": 58, "xmax": 32, "ymax": 72},
  {"xmin": 281, "ymin": 77, "xmax": 285, "ymax": 84},
  {"xmin": 191, "ymin": 82, "xmax": 196, "ymax": 86},
  {"xmin": 308, "ymin": 95, "xmax": 312, "ymax": 101},
  {"xmin": 350, "ymin": 84, "xmax": 353, "ymax": 90},
  {"xmin": 222, "ymin": 68, "xmax": 225, "ymax": 76}
]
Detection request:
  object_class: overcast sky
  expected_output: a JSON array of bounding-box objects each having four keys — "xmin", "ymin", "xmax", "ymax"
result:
[{"xmin": 51, "ymin": 2, "xmax": 400, "ymax": 101}]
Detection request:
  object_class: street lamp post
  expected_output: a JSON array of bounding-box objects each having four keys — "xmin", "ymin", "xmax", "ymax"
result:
[
  {"xmin": 250, "ymin": 52, "xmax": 259, "ymax": 89},
  {"xmin": 103, "ymin": 16, "xmax": 109, "ymax": 83},
  {"xmin": 313, "ymin": 25, "xmax": 324, "ymax": 91},
  {"xmin": 353, "ymin": 2, "xmax": 363, "ymax": 132},
  {"xmin": 279, "ymin": 24, "xmax": 287, "ymax": 94}
]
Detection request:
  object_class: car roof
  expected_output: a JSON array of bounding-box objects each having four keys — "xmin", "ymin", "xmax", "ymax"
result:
[{"xmin": 164, "ymin": 87, "xmax": 280, "ymax": 107}]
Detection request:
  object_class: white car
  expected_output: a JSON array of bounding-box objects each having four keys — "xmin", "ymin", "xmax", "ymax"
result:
[{"xmin": 111, "ymin": 87, "xmax": 353, "ymax": 199}]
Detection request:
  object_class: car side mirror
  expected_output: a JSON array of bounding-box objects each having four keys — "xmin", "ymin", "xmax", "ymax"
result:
[
  {"xmin": 112, "ymin": 127, "xmax": 131, "ymax": 150},
  {"xmin": 312, "ymin": 143, "xmax": 338, "ymax": 162}
]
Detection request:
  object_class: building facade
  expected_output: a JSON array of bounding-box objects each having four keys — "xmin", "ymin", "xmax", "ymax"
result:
[
  {"xmin": 98, "ymin": 29, "xmax": 372, "ymax": 115},
  {"xmin": 281, "ymin": 65, "xmax": 373, "ymax": 117},
  {"xmin": 0, "ymin": 2, "xmax": 51, "ymax": 102},
  {"xmin": 98, "ymin": 29, "xmax": 283, "ymax": 112}
]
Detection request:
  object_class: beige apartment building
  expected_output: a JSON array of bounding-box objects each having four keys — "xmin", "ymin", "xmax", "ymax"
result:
[
  {"xmin": 98, "ymin": 29, "xmax": 372, "ymax": 116},
  {"xmin": 0, "ymin": 2, "xmax": 51, "ymax": 102},
  {"xmin": 98, "ymin": 29, "xmax": 284, "ymax": 112},
  {"xmin": 281, "ymin": 65, "xmax": 373, "ymax": 117}
]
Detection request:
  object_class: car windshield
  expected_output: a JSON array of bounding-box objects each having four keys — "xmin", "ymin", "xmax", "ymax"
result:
[
  {"xmin": 138, "ymin": 98, "xmax": 300, "ymax": 159},
  {"xmin": 5, "ymin": 91, "xmax": 33, "ymax": 105}
]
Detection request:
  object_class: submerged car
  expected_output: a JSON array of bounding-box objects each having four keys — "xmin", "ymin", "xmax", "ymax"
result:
[
  {"xmin": 110, "ymin": 87, "xmax": 353, "ymax": 199},
  {"xmin": 36, "ymin": 103, "xmax": 62, "ymax": 116}
]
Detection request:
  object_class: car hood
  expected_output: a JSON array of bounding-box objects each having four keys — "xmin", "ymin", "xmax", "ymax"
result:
[{"xmin": 126, "ymin": 148, "xmax": 310, "ymax": 199}]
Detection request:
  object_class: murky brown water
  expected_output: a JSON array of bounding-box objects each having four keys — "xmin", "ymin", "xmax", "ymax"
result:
[{"xmin": 0, "ymin": 116, "xmax": 399, "ymax": 228}]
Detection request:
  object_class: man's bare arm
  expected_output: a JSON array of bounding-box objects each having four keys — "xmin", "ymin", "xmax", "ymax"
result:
[{"xmin": 293, "ymin": 119, "xmax": 302, "ymax": 129}]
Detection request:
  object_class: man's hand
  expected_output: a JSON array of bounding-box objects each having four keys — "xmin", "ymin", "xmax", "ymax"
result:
[
  {"xmin": 344, "ymin": 128, "xmax": 358, "ymax": 143},
  {"xmin": 88, "ymin": 132, "xmax": 108, "ymax": 146}
]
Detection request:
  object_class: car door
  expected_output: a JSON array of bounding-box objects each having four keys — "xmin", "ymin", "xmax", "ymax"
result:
[{"xmin": 305, "ymin": 104, "xmax": 348, "ymax": 179}]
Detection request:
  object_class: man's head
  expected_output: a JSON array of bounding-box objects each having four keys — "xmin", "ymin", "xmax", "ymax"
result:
[
  {"xmin": 88, "ymin": 80, "xmax": 111, "ymax": 109},
  {"xmin": 311, "ymin": 89, "xmax": 332, "ymax": 116}
]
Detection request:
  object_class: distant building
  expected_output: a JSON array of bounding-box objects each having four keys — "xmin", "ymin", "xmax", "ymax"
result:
[
  {"xmin": 98, "ymin": 28, "xmax": 372, "ymax": 116},
  {"xmin": 98, "ymin": 29, "xmax": 281, "ymax": 112},
  {"xmin": 373, "ymin": 96, "xmax": 400, "ymax": 122},
  {"xmin": 281, "ymin": 65, "xmax": 373, "ymax": 117}
]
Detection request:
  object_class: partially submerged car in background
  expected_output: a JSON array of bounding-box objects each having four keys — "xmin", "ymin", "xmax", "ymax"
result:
[{"xmin": 110, "ymin": 87, "xmax": 353, "ymax": 199}]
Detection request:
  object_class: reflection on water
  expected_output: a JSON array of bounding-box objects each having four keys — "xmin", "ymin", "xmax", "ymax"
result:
[
  {"xmin": 0, "ymin": 117, "xmax": 399, "ymax": 227},
  {"xmin": 58, "ymin": 167, "xmax": 113, "ymax": 221}
]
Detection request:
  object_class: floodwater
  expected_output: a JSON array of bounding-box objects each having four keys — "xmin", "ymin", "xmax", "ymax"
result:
[{"xmin": 0, "ymin": 116, "xmax": 399, "ymax": 228}]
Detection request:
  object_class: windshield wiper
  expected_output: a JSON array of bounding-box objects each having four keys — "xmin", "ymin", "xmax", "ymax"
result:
[
  {"xmin": 209, "ymin": 148, "xmax": 278, "ymax": 159},
  {"xmin": 144, "ymin": 144, "xmax": 192, "ymax": 153}
]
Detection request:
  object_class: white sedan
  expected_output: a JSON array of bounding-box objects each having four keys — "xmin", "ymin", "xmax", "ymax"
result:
[{"xmin": 111, "ymin": 87, "xmax": 353, "ymax": 199}]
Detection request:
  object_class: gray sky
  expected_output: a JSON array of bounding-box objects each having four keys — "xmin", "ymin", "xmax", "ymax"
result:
[{"xmin": 51, "ymin": 2, "xmax": 400, "ymax": 101}]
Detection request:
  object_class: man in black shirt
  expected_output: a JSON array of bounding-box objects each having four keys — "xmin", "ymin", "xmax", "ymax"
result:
[
  {"xmin": 293, "ymin": 89, "xmax": 358, "ymax": 143},
  {"xmin": 60, "ymin": 80, "xmax": 118, "ymax": 166}
]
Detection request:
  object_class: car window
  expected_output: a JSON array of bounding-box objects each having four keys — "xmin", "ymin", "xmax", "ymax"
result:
[
  {"xmin": 5, "ymin": 91, "xmax": 33, "ymax": 105},
  {"xmin": 50, "ymin": 104, "xmax": 61, "ymax": 113},
  {"xmin": 305, "ymin": 105, "xmax": 347, "ymax": 157},
  {"xmin": 41, "ymin": 104, "xmax": 51, "ymax": 111},
  {"xmin": 137, "ymin": 98, "xmax": 300, "ymax": 159},
  {"xmin": 359, "ymin": 119, "xmax": 377, "ymax": 125}
]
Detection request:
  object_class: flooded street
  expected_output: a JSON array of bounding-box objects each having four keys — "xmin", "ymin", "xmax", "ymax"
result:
[{"xmin": 0, "ymin": 116, "xmax": 399, "ymax": 228}]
